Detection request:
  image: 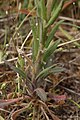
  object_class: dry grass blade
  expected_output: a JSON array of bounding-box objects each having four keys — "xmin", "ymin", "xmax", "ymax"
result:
[
  {"xmin": 0, "ymin": 97, "xmax": 23, "ymax": 108},
  {"xmin": 0, "ymin": 95, "xmax": 31, "ymax": 108},
  {"xmin": 0, "ymin": 116, "xmax": 5, "ymax": 120},
  {"xmin": 20, "ymin": 30, "xmax": 32, "ymax": 50},
  {"xmin": 0, "ymin": 108, "xmax": 10, "ymax": 113},
  {"xmin": 41, "ymin": 106, "xmax": 49, "ymax": 120},
  {"xmin": 58, "ymin": 38, "xmax": 80, "ymax": 47},
  {"xmin": 59, "ymin": 16, "xmax": 80, "ymax": 23},
  {"xmin": 14, "ymin": 6, "xmax": 36, "ymax": 36},
  {"xmin": 11, "ymin": 101, "xmax": 33, "ymax": 120},
  {"xmin": 39, "ymin": 100, "xmax": 60, "ymax": 120},
  {"xmin": 0, "ymin": 53, "xmax": 32, "ymax": 65}
]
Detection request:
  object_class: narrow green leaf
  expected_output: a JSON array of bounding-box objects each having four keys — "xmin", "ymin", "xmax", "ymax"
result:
[
  {"xmin": 17, "ymin": 55, "xmax": 25, "ymax": 69},
  {"xmin": 4, "ymin": 60, "xmax": 26, "ymax": 79},
  {"xmin": 43, "ymin": 40, "xmax": 60, "ymax": 62},
  {"xmin": 30, "ymin": 18, "xmax": 39, "ymax": 62},
  {"xmin": 59, "ymin": 27, "xmax": 80, "ymax": 47},
  {"xmin": 11, "ymin": 67, "xmax": 26, "ymax": 79},
  {"xmin": 51, "ymin": 0, "xmax": 59, "ymax": 14},
  {"xmin": 69, "ymin": 99, "xmax": 80, "ymax": 109},
  {"xmin": 35, "ymin": 0, "xmax": 41, "ymax": 17},
  {"xmin": 28, "ymin": 0, "xmax": 34, "ymax": 9},
  {"xmin": 22, "ymin": 0, "xmax": 29, "ymax": 9},
  {"xmin": 39, "ymin": 18, "xmax": 43, "ymax": 43},
  {"xmin": 36, "ymin": 64, "xmax": 56, "ymax": 79},
  {"xmin": 46, "ymin": 0, "xmax": 53, "ymax": 20},
  {"xmin": 40, "ymin": 0, "xmax": 47, "ymax": 20},
  {"xmin": 45, "ymin": 0, "xmax": 64, "ymax": 28},
  {"xmin": 45, "ymin": 20, "xmax": 64, "ymax": 48},
  {"xmin": 36, "ymin": 65, "xmax": 64, "ymax": 80},
  {"xmin": 50, "ymin": 67, "xmax": 65, "ymax": 73},
  {"xmin": 59, "ymin": 26, "xmax": 73, "ymax": 40}
]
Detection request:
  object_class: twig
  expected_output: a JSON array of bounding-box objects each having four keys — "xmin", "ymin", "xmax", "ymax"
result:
[
  {"xmin": 59, "ymin": 85, "xmax": 80, "ymax": 96},
  {"xmin": 20, "ymin": 30, "xmax": 32, "ymax": 50},
  {"xmin": 59, "ymin": 16, "xmax": 80, "ymax": 23},
  {"xmin": 58, "ymin": 37, "xmax": 80, "ymax": 47},
  {"xmin": 0, "ymin": 53, "xmax": 32, "ymax": 65}
]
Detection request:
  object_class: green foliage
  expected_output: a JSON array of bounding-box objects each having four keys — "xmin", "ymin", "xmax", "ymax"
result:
[
  {"xmin": 1, "ymin": 0, "xmax": 80, "ymax": 119},
  {"xmin": 59, "ymin": 26, "xmax": 80, "ymax": 47},
  {"xmin": 19, "ymin": 0, "xmax": 33, "ymax": 22},
  {"xmin": 17, "ymin": 55, "xmax": 25, "ymax": 70},
  {"xmin": 6, "ymin": 0, "xmax": 64, "ymax": 87},
  {"xmin": 4, "ymin": 1, "xmax": 65, "ymax": 119},
  {"xmin": 30, "ymin": 18, "xmax": 39, "ymax": 62},
  {"xmin": 40, "ymin": 0, "xmax": 47, "ymax": 20},
  {"xmin": 69, "ymin": 99, "xmax": 80, "ymax": 109},
  {"xmin": 45, "ymin": 0, "xmax": 64, "ymax": 28},
  {"xmin": 36, "ymin": 64, "xmax": 57, "ymax": 79},
  {"xmin": 45, "ymin": 20, "xmax": 64, "ymax": 48},
  {"xmin": 43, "ymin": 40, "xmax": 60, "ymax": 62},
  {"xmin": 5, "ymin": 60, "xmax": 26, "ymax": 79}
]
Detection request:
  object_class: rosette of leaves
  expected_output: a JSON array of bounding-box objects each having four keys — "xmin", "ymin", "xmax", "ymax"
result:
[{"xmin": 5, "ymin": 0, "xmax": 65, "ymax": 120}]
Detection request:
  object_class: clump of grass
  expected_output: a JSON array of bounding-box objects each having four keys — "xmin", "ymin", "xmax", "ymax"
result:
[{"xmin": 4, "ymin": 0, "xmax": 66, "ymax": 119}]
